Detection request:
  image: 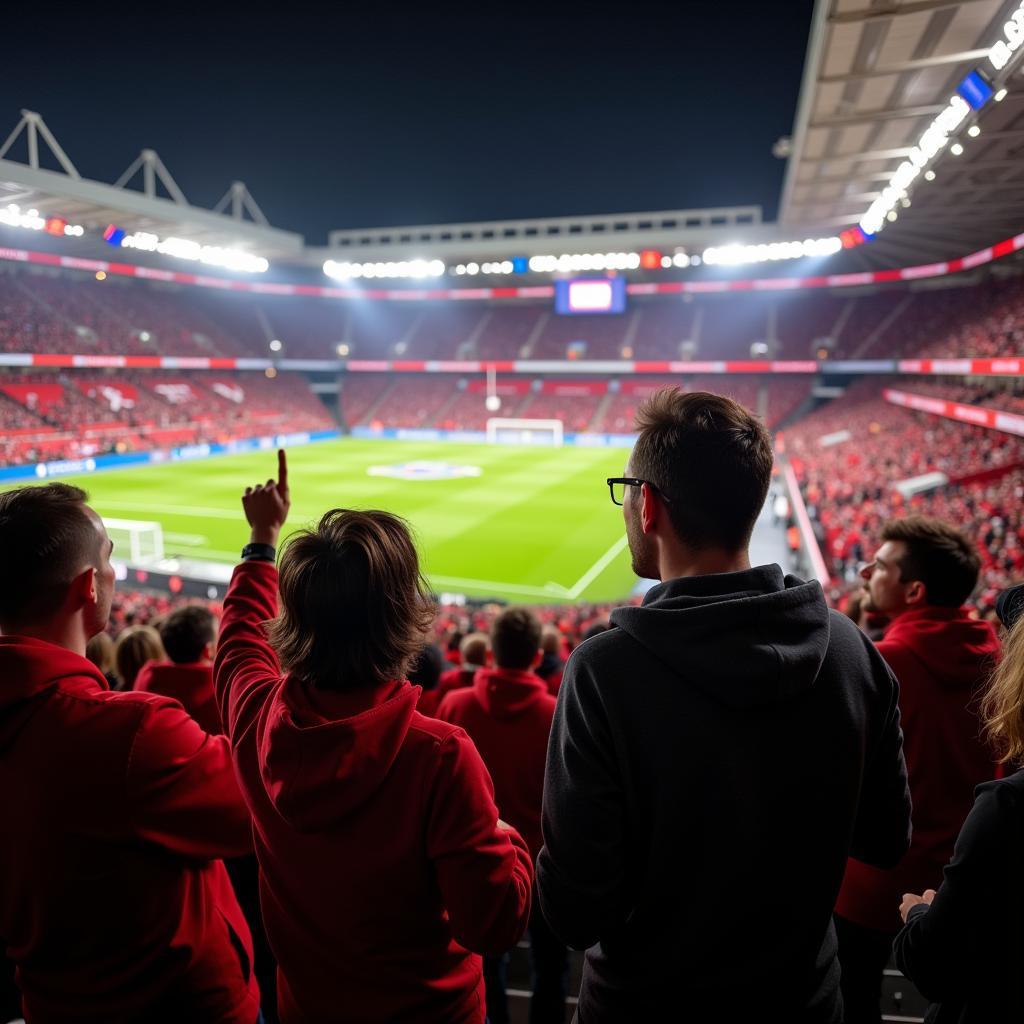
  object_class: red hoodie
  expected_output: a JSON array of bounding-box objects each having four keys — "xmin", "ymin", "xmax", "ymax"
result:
[
  {"xmin": 214, "ymin": 561, "xmax": 534, "ymax": 1024},
  {"xmin": 0, "ymin": 636, "xmax": 258, "ymax": 1024},
  {"xmin": 436, "ymin": 668, "xmax": 556, "ymax": 861},
  {"xmin": 836, "ymin": 605, "xmax": 1000, "ymax": 932},
  {"xmin": 134, "ymin": 660, "xmax": 222, "ymax": 735}
]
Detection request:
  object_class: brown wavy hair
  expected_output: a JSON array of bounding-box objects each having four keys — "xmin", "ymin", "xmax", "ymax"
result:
[
  {"xmin": 982, "ymin": 615, "xmax": 1024, "ymax": 765},
  {"xmin": 267, "ymin": 509, "xmax": 435, "ymax": 691}
]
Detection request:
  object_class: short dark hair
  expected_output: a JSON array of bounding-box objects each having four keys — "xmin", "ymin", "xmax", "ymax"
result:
[
  {"xmin": 267, "ymin": 509, "xmax": 435, "ymax": 691},
  {"xmin": 491, "ymin": 607, "xmax": 542, "ymax": 670},
  {"xmin": 630, "ymin": 389, "xmax": 774, "ymax": 551},
  {"xmin": 0, "ymin": 483, "xmax": 102, "ymax": 626},
  {"xmin": 408, "ymin": 644, "xmax": 445, "ymax": 691},
  {"xmin": 159, "ymin": 605, "xmax": 216, "ymax": 664},
  {"xmin": 880, "ymin": 516, "xmax": 981, "ymax": 608}
]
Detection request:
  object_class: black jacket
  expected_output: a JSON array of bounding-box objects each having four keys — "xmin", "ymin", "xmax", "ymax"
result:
[
  {"xmin": 537, "ymin": 564, "xmax": 912, "ymax": 1023},
  {"xmin": 894, "ymin": 770, "xmax": 1024, "ymax": 1024}
]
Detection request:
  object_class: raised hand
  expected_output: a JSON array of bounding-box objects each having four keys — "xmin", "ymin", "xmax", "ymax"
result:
[{"xmin": 242, "ymin": 448, "xmax": 291, "ymax": 547}]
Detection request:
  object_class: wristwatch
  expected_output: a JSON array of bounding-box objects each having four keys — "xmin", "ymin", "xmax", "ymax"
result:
[{"xmin": 241, "ymin": 542, "xmax": 276, "ymax": 562}]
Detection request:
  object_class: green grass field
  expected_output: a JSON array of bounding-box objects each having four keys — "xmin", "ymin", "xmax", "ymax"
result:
[{"xmin": 22, "ymin": 439, "xmax": 639, "ymax": 604}]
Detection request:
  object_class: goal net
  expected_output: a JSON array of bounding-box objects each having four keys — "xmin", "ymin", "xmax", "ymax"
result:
[
  {"xmin": 485, "ymin": 418, "xmax": 565, "ymax": 447},
  {"xmin": 104, "ymin": 518, "xmax": 166, "ymax": 565}
]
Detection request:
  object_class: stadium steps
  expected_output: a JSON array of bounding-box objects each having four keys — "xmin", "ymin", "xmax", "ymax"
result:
[
  {"xmin": 587, "ymin": 390, "xmax": 618, "ymax": 433},
  {"xmin": 829, "ymin": 297, "xmax": 857, "ymax": 353},
  {"xmin": 521, "ymin": 312, "xmax": 550, "ymax": 358},
  {"xmin": 357, "ymin": 377, "xmax": 401, "ymax": 425},
  {"xmin": 851, "ymin": 293, "xmax": 916, "ymax": 359},
  {"xmin": 430, "ymin": 386, "xmax": 465, "ymax": 427},
  {"xmin": 457, "ymin": 310, "xmax": 493, "ymax": 358}
]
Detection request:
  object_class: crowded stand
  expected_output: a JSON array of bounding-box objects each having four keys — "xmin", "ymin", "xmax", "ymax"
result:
[
  {"xmin": 0, "ymin": 371, "xmax": 336, "ymax": 467},
  {"xmin": 784, "ymin": 380, "xmax": 1024, "ymax": 614}
]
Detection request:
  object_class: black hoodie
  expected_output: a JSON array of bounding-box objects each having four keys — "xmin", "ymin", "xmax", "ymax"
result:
[{"xmin": 537, "ymin": 564, "xmax": 911, "ymax": 1023}]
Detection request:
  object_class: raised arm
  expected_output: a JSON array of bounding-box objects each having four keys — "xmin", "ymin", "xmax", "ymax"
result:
[{"xmin": 214, "ymin": 449, "xmax": 291, "ymax": 740}]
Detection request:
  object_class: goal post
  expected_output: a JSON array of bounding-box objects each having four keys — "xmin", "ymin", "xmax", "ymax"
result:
[
  {"xmin": 104, "ymin": 518, "xmax": 166, "ymax": 565},
  {"xmin": 485, "ymin": 418, "xmax": 565, "ymax": 447}
]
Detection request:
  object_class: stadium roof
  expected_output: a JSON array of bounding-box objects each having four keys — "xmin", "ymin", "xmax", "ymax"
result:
[
  {"xmin": 0, "ymin": 110, "xmax": 304, "ymax": 259},
  {"xmin": 779, "ymin": 0, "xmax": 1024, "ymax": 267}
]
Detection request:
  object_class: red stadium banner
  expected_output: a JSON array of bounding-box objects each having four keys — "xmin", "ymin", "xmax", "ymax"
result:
[
  {"xmin": 465, "ymin": 379, "xmax": 532, "ymax": 395},
  {"xmin": 883, "ymin": 388, "xmax": 1024, "ymax": 437},
  {"xmin": 1, "ymin": 383, "xmax": 63, "ymax": 412},
  {"xmin": 538, "ymin": 380, "xmax": 608, "ymax": 396},
  {"xmin": 0, "ymin": 229, "xmax": 1022, "ymax": 302},
  {"xmin": 76, "ymin": 380, "xmax": 139, "ymax": 410},
  {"xmin": 1, "ymin": 354, "xmax": 1024, "ymax": 376}
]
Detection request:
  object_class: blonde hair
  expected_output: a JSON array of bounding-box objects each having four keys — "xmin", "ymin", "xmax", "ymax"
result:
[
  {"xmin": 115, "ymin": 625, "xmax": 165, "ymax": 691},
  {"xmin": 982, "ymin": 615, "xmax": 1024, "ymax": 765}
]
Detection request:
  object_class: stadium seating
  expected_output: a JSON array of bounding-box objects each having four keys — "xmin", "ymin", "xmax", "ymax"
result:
[{"xmin": 785, "ymin": 380, "xmax": 1024, "ymax": 613}]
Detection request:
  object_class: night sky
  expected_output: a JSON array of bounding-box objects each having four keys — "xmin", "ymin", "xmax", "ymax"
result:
[{"xmin": 3, "ymin": 2, "xmax": 814, "ymax": 242}]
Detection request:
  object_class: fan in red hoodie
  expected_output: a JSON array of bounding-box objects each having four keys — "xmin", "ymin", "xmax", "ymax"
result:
[
  {"xmin": 835, "ymin": 516, "xmax": 1000, "ymax": 1024},
  {"xmin": 436, "ymin": 632, "xmax": 489, "ymax": 699},
  {"xmin": 134, "ymin": 604, "xmax": 221, "ymax": 734},
  {"xmin": 0, "ymin": 482, "xmax": 259, "ymax": 1024},
  {"xmin": 214, "ymin": 451, "xmax": 534, "ymax": 1024},
  {"xmin": 436, "ymin": 607, "xmax": 567, "ymax": 1024}
]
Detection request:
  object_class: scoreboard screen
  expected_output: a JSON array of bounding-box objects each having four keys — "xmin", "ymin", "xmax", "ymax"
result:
[{"xmin": 555, "ymin": 277, "xmax": 626, "ymax": 315}]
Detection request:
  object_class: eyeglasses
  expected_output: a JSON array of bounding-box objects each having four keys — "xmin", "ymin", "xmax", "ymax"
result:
[{"xmin": 606, "ymin": 477, "xmax": 670, "ymax": 506}]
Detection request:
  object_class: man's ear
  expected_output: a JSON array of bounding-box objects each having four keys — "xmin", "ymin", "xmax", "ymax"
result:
[
  {"xmin": 203, "ymin": 640, "xmax": 216, "ymax": 662},
  {"xmin": 905, "ymin": 579, "xmax": 927, "ymax": 606},
  {"xmin": 531, "ymin": 649, "xmax": 543, "ymax": 669},
  {"xmin": 73, "ymin": 565, "xmax": 98, "ymax": 609},
  {"xmin": 640, "ymin": 482, "xmax": 659, "ymax": 534}
]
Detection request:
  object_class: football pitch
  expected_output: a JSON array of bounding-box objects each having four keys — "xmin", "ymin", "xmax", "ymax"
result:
[{"xmin": 25, "ymin": 439, "xmax": 640, "ymax": 604}]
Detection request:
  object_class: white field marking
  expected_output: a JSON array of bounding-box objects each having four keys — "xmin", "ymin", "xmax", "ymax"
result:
[
  {"xmin": 162, "ymin": 532, "xmax": 209, "ymax": 546},
  {"xmin": 428, "ymin": 575, "xmax": 568, "ymax": 599},
  {"xmin": 546, "ymin": 534, "xmax": 630, "ymax": 599},
  {"xmin": 93, "ymin": 500, "xmax": 318, "ymax": 522}
]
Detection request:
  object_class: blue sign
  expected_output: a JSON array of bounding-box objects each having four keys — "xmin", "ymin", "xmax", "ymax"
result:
[{"xmin": 957, "ymin": 69, "xmax": 993, "ymax": 111}]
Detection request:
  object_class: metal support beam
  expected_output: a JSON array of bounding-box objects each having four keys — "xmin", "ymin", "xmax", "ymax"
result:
[
  {"xmin": 0, "ymin": 110, "xmax": 80, "ymax": 179},
  {"xmin": 830, "ymin": 0, "xmax": 992, "ymax": 24},
  {"xmin": 809, "ymin": 104, "xmax": 945, "ymax": 129},
  {"xmin": 819, "ymin": 49, "xmax": 991, "ymax": 83}
]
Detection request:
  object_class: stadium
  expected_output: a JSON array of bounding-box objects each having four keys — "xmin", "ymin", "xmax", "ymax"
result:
[{"xmin": 2, "ymin": 1, "xmax": 1024, "ymax": 1022}]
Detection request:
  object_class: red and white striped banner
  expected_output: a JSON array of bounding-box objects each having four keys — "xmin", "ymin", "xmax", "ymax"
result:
[
  {"xmin": 883, "ymin": 388, "xmax": 1024, "ymax": 437},
  {"xmin": 1, "ymin": 354, "xmax": 1023, "ymax": 376}
]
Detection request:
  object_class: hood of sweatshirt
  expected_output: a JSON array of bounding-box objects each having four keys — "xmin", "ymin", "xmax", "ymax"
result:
[
  {"xmin": 609, "ymin": 564, "xmax": 831, "ymax": 709},
  {"xmin": 0, "ymin": 636, "xmax": 107, "ymax": 751},
  {"xmin": 258, "ymin": 676, "xmax": 420, "ymax": 831},
  {"xmin": 882, "ymin": 605, "xmax": 1000, "ymax": 690},
  {"xmin": 472, "ymin": 666, "xmax": 550, "ymax": 719}
]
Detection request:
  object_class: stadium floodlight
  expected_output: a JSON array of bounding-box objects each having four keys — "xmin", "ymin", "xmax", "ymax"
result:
[
  {"xmin": 924, "ymin": 170, "xmax": 936, "ymax": 181},
  {"xmin": 995, "ymin": 88, "xmax": 1008, "ymax": 102},
  {"xmin": 269, "ymin": 339, "xmax": 282, "ymax": 352},
  {"xmin": 322, "ymin": 258, "xmax": 446, "ymax": 281},
  {"xmin": 526, "ymin": 252, "xmax": 639, "ymax": 274},
  {"xmin": 967, "ymin": 125, "xmax": 981, "ymax": 137},
  {"xmin": 702, "ymin": 236, "xmax": 841, "ymax": 266},
  {"xmin": 118, "ymin": 230, "xmax": 269, "ymax": 273},
  {"xmin": 0, "ymin": 203, "xmax": 84, "ymax": 237},
  {"xmin": 859, "ymin": 93, "xmax": 971, "ymax": 236}
]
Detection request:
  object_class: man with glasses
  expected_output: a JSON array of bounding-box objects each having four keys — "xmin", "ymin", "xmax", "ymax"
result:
[{"xmin": 537, "ymin": 389, "xmax": 912, "ymax": 1023}]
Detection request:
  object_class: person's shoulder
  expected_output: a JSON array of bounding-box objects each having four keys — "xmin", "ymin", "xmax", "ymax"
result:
[
  {"xmin": 977, "ymin": 769, "xmax": 1024, "ymax": 805},
  {"xmin": 566, "ymin": 624, "xmax": 632, "ymax": 668},
  {"xmin": 409, "ymin": 708, "xmax": 472, "ymax": 744},
  {"xmin": 826, "ymin": 609, "xmax": 888, "ymax": 664}
]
